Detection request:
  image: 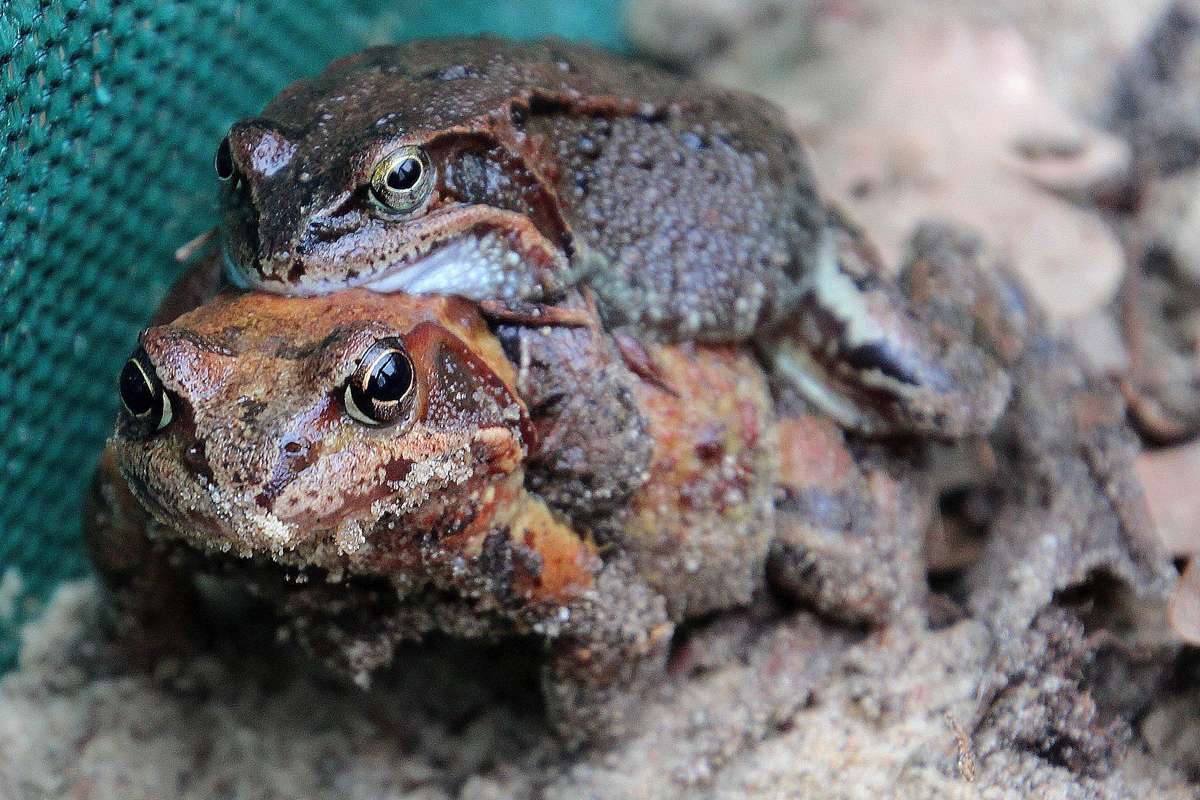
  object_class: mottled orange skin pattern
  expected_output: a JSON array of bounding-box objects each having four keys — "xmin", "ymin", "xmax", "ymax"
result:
[
  {"xmin": 621, "ymin": 344, "xmax": 778, "ymax": 619},
  {"xmin": 102, "ymin": 291, "xmax": 597, "ymax": 604},
  {"xmin": 87, "ymin": 287, "xmax": 929, "ymax": 744}
]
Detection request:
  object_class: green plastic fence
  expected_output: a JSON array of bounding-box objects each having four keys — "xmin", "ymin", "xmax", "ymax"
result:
[{"xmin": 0, "ymin": 0, "xmax": 628, "ymax": 672}]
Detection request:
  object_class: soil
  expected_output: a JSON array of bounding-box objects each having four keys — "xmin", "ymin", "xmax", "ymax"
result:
[{"xmin": 5, "ymin": 1, "xmax": 1200, "ymax": 798}]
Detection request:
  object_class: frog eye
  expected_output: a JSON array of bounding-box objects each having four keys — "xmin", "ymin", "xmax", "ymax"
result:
[
  {"xmin": 215, "ymin": 136, "xmax": 235, "ymax": 181},
  {"xmin": 369, "ymin": 145, "xmax": 435, "ymax": 215},
  {"xmin": 343, "ymin": 338, "xmax": 416, "ymax": 427},
  {"xmin": 119, "ymin": 350, "xmax": 173, "ymax": 434}
]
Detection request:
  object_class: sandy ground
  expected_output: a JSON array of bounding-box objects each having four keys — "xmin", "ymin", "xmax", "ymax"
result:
[
  {"xmin": 4, "ymin": 1, "xmax": 1200, "ymax": 798},
  {"xmin": 1, "ymin": 582, "xmax": 1195, "ymax": 799}
]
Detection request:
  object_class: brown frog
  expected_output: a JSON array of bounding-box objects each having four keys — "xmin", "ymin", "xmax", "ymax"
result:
[
  {"xmin": 212, "ymin": 36, "xmax": 1009, "ymax": 438},
  {"xmin": 86, "ymin": 287, "xmax": 930, "ymax": 744}
]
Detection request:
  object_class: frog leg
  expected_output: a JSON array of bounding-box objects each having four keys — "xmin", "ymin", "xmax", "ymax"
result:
[
  {"xmin": 541, "ymin": 557, "xmax": 673, "ymax": 748},
  {"xmin": 494, "ymin": 321, "xmax": 654, "ymax": 524},
  {"xmin": 463, "ymin": 496, "xmax": 673, "ymax": 746},
  {"xmin": 766, "ymin": 413, "xmax": 931, "ymax": 626},
  {"xmin": 483, "ymin": 287, "xmax": 679, "ymax": 397},
  {"xmin": 84, "ymin": 449, "xmax": 209, "ymax": 665},
  {"xmin": 765, "ymin": 209, "xmax": 1011, "ymax": 439},
  {"xmin": 418, "ymin": 492, "xmax": 672, "ymax": 746}
]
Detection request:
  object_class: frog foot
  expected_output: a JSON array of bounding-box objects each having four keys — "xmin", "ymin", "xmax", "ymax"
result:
[
  {"xmin": 768, "ymin": 211, "xmax": 1011, "ymax": 439},
  {"xmin": 764, "ymin": 332, "xmax": 1011, "ymax": 439}
]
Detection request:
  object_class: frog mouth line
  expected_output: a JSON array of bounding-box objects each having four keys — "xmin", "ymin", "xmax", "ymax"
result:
[{"xmin": 224, "ymin": 206, "xmax": 571, "ymax": 300}]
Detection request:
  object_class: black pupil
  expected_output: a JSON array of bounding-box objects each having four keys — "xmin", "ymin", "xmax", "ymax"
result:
[
  {"xmin": 120, "ymin": 359, "xmax": 157, "ymax": 417},
  {"xmin": 215, "ymin": 137, "xmax": 234, "ymax": 179},
  {"xmin": 386, "ymin": 158, "xmax": 422, "ymax": 192},
  {"xmin": 367, "ymin": 351, "xmax": 413, "ymax": 402}
]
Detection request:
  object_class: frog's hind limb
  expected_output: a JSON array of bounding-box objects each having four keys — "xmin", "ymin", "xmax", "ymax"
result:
[
  {"xmin": 762, "ymin": 210, "xmax": 1011, "ymax": 439},
  {"xmin": 766, "ymin": 411, "xmax": 933, "ymax": 627}
]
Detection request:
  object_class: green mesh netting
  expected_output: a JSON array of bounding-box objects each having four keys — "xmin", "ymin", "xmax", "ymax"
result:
[{"xmin": 0, "ymin": 0, "xmax": 628, "ymax": 671}]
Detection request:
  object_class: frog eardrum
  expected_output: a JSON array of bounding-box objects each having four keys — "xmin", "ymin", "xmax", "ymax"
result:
[
  {"xmin": 343, "ymin": 337, "xmax": 416, "ymax": 426},
  {"xmin": 118, "ymin": 349, "xmax": 173, "ymax": 434}
]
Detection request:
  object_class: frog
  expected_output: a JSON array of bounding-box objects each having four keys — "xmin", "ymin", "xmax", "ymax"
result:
[
  {"xmin": 211, "ymin": 35, "xmax": 1010, "ymax": 439},
  {"xmin": 86, "ymin": 285, "xmax": 933, "ymax": 745}
]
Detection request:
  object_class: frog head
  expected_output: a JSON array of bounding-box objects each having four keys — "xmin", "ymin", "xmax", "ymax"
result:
[
  {"xmin": 215, "ymin": 39, "xmax": 583, "ymax": 300},
  {"xmin": 112, "ymin": 290, "xmax": 534, "ymax": 572}
]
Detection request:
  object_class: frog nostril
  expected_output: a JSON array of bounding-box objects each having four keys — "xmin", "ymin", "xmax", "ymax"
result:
[
  {"xmin": 254, "ymin": 438, "xmax": 318, "ymax": 509},
  {"xmin": 280, "ymin": 437, "xmax": 317, "ymax": 468},
  {"xmin": 183, "ymin": 440, "xmax": 214, "ymax": 482}
]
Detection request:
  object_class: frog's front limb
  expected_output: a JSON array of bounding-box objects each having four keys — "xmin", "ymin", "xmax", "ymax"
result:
[
  {"xmin": 494, "ymin": 303, "xmax": 655, "ymax": 528},
  {"xmin": 763, "ymin": 211, "xmax": 1012, "ymax": 439},
  {"xmin": 541, "ymin": 557, "xmax": 673, "ymax": 748},
  {"xmin": 452, "ymin": 495, "xmax": 673, "ymax": 746},
  {"xmin": 84, "ymin": 449, "xmax": 210, "ymax": 664}
]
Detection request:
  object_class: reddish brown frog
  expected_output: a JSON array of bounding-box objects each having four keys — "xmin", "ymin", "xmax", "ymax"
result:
[
  {"xmin": 212, "ymin": 36, "xmax": 1009, "ymax": 438},
  {"xmin": 87, "ymin": 287, "xmax": 928, "ymax": 744}
]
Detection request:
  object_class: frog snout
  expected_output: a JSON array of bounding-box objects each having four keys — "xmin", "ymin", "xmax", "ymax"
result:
[
  {"xmin": 247, "ymin": 436, "xmax": 321, "ymax": 513},
  {"xmin": 219, "ymin": 119, "xmax": 310, "ymax": 275},
  {"xmin": 226, "ymin": 118, "xmax": 298, "ymax": 184}
]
